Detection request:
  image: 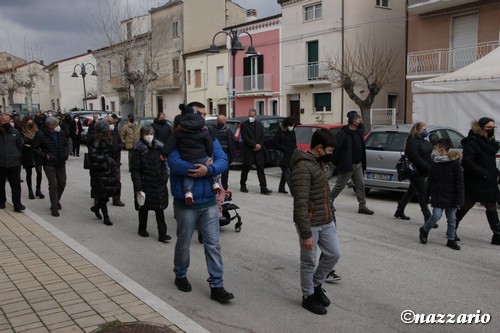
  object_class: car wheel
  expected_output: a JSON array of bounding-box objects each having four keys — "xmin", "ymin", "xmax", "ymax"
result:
[{"xmin": 323, "ymin": 162, "xmax": 334, "ymax": 178}]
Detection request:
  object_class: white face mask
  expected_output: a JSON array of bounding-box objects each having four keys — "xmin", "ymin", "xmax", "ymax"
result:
[
  {"xmin": 74, "ymin": 118, "xmax": 79, "ymax": 122},
  {"xmin": 109, "ymin": 124, "xmax": 115, "ymax": 131},
  {"xmin": 10, "ymin": 121, "xmax": 14, "ymax": 127},
  {"xmin": 144, "ymin": 135, "xmax": 154, "ymax": 143},
  {"xmin": 249, "ymin": 117, "xmax": 255, "ymax": 123},
  {"xmin": 287, "ymin": 126, "xmax": 294, "ymax": 132},
  {"xmin": 54, "ymin": 125, "xmax": 61, "ymax": 132}
]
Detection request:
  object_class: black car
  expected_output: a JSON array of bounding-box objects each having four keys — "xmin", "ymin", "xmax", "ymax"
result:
[{"xmin": 206, "ymin": 115, "xmax": 285, "ymax": 166}]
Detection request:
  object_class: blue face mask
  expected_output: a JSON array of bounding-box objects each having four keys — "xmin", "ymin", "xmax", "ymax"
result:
[{"xmin": 420, "ymin": 130, "xmax": 429, "ymax": 138}]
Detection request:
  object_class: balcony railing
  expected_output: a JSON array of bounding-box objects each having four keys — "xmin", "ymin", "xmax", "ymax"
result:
[
  {"xmin": 407, "ymin": 0, "xmax": 476, "ymax": 14},
  {"xmin": 407, "ymin": 41, "xmax": 499, "ymax": 75},
  {"xmin": 234, "ymin": 74, "xmax": 272, "ymax": 94},
  {"xmin": 283, "ymin": 61, "xmax": 333, "ymax": 86}
]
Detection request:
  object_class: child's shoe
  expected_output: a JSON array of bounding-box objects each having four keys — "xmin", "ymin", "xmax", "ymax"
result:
[
  {"xmin": 213, "ymin": 182, "xmax": 221, "ymax": 194},
  {"xmin": 185, "ymin": 192, "xmax": 194, "ymax": 205}
]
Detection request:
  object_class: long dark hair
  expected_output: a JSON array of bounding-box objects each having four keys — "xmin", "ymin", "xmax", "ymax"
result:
[{"xmin": 92, "ymin": 130, "xmax": 113, "ymax": 143}]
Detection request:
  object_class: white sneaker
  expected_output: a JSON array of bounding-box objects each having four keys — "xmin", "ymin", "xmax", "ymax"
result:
[{"xmin": 325, "ymin": 270, "xmax": 342, "ymax": 284}]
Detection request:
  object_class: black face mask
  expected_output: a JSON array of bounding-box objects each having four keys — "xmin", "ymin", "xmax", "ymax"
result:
[
  {"xmin": 158, "ymin": 119, "xmax": 166, "ymax": 125},
  {"xmin": 487, "ymin": 129, "xmax": 495, "ymax": 138},
  {"xmin": 217, "ymin": 122, "xmax": 225, "ymax": 128},
  {"xmin": 2, "ymin": 123, "xmax": 11, "ymax": 130},
  {"xmin": 318, "ymin": 153, "xmax": 333, "ymax": 163}
]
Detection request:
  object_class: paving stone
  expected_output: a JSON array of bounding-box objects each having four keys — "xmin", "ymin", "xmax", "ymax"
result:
[
  {"xmin": 74, "ymin": 314, "xmax": 106, "ymax": 328},
  {"xmin": 39, "ymin": 311, "xmax": 72, "ymax": 326},
  {"xmin": 0, "ymin": 301, "xmax": 31, "ymax": 314},
  {"xmin": 63, "ymin": 302, "xmax": 93, "ymax": 315},
  {"xmin": 6, "ymin": 313, "xmax": 39, "ymax": 327},
  {"xmin": 31, "ymin": 299, "xmax": 61, "ymax": 312},
  {"xmin": 51, "ymin": 325, "xmax": 84, "ymax": 332}
]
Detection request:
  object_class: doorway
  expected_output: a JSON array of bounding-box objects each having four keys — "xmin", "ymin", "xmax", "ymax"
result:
[
  {"xmin": 290, "ymin": 100, "xmax": 300, "ymax": 124},
  {"xmin": 156, "ymin": 97, "xmax": 163, "ymax": 115}
]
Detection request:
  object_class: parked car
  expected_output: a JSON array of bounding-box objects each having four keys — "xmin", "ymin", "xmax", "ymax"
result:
[
  {"xmin": 69, "ymin": 111, "xmax": 117, "ymax": 142},
  {"xmin": 295, "ymin": 123, "xmax": 343, "ymax": 178},
  {"xmin": 205, "ymin": 115, "xmax": 285, "ymax": 166},
  {"xmin": 363, "ymin": 124, "xmax": 465, "ymax": 193},
  {"xmin": 117, "ymin": 117, "xmax": 172, "ymax": 133}
]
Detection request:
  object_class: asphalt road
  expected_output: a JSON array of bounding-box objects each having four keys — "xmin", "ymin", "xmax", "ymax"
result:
[{"xmin": 19, "ymin": 148, "xmax": 500, "ymax": 333}]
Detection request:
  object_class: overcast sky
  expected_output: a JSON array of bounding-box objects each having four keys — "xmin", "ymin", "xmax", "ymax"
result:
[{"xmin": 0, "ymin": 0, "xmax": 281, "ymax": 65}]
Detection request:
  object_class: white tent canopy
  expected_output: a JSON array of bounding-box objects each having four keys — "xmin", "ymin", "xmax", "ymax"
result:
[{"xmin": 412, "ymin": 46, "xmax": 500, "ymax": 136}]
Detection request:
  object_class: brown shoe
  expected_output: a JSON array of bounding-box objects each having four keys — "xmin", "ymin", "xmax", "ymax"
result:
[{"xmin": 358, "ymin": 207, "xmax": 374, "ymax": 215}]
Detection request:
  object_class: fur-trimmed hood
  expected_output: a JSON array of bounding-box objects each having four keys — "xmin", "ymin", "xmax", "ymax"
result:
[
  {"xmin": 433, "ymin": 149, "xmax": 462, "ymax": 163},
  {"xmin": 469, "ymin": 120, "xmax": 490, "ymax": 139}
]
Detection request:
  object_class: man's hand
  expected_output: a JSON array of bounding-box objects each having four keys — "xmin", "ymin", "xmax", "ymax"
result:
[
  {"xmin": 254, "ymin": 144, "xmax": 262, "ymax": 151},
  {"xmin": 301, "ymin": 237, "xmax": 314, "ymax": 250},
  {"xmin": 188, "ymin": 163, "xmax": 208, "ymax": 178}
]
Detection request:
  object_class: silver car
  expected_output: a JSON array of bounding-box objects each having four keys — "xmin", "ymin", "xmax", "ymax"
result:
[{"xmin": 363, "ymin": 124, "xmax": 464, "ymax": 193}]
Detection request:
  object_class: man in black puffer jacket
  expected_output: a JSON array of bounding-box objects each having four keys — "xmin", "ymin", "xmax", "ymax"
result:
[
  {"xmin": 32, "ymin": 116, "xmax": 68, "ymax": 217},
  {"xmin": 0, "ymin": 113, "xmax": 24, "ymax": 212}
]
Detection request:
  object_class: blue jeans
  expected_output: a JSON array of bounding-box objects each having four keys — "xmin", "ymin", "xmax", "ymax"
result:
[
  {"xmin": 173, "ymin": 203, "xmax": 225, "ymax": 288},
  {"xmin": 423, "ymin": 207, "xmax": 457, "ymax": 240},
  {"xmin": 298, "ymin": 222, "xmax": 341, "ymax": 297},
  {"xmin": 183, "ymin": 156, "xmax": 219, "ymax": 192}
]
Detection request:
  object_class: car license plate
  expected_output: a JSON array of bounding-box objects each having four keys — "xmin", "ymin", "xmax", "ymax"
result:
[{"xmin": 367, "ymin": 173, "xmax": 393, "ymax": 181}]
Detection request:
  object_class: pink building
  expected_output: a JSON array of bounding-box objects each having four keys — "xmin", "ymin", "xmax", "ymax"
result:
[{"xmin": 226, "ymin": 15, "xmax": 281, "ymax": 118}]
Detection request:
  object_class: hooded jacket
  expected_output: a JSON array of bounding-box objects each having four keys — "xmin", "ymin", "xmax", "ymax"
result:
[
  {"xmin": 290, "ymin": 149, "xmax": 334, "ymax": 240},
  {"xmin": 405, "ymin": 134, "xmax": 432, "ymax": 177},
  {"xmin": 461, "ymin": 120, "xmax": 500, "ymax": 203},
  {"xmin": 0, "ymin": 126, "xmax": 22, "ymax": 168},
  {"xmin": 332, "ymin": 125, "xmax": 365, "ymax": 171},
  {"xmin": 426, "ymin": 150, "xmax": 464, "ymax": 208}
]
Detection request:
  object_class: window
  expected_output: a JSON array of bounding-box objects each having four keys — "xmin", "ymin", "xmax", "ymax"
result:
[
  {"xmin": 216, "ymin": 66, "xmax": 224, "ymax": 85},
  {"xmin": 172, "ymin": 59, "xmax": 179, "ymax": 74},
  {"xmin": 187, "ymin": 70, "xmax": 191, "ymax": 85},
  {"xmin": 127, "ymin": 22, "xmax": 132, "ymax": 39},
  {"xmin": 50, "ymin": 74, "xmax": 54, "ymax": 86},
  {"xmin": 271, "ymin": 100, "xmax": 278, "ymax": 116},
  {"xmin": 108, "ymin": 60, "xmax": 112, "ymax": 78},
  {"xmin": 375, "ymin": 0, "xmax": 390, "ymax": 8},
  {"xmin": 304, "ymin": 3, "xmax": 322, "ymax": 21},
  {"xmin": 110, "ymin": 101, "xmax": 116, "ymax": 112},
  {"xmin": 243, "ymin": 54, "xmax": 264, "ymax": 90},
  {"xmin": 172, "ymin": 21, "xmax": 180, "ymax": 38},
  {"xmin": 256, "ymin": 100, "xmax": 265, "ymax": 115},
  {"xmin": 194, "ymin": 69, "xmax": 201, "ymax": 88},
  {"xmin": 313, "ymin": 92, "xmax": 331, "ymax": 112}
]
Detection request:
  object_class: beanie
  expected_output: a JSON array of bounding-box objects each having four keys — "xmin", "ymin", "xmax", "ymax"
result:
[
  {"xmin": 179, "ymin": 103, "xmax": 196, "ymax": 116},
  {"xmin": 95, "ymin": 119, "xmax": 110, "ymax": 132},
  {"xmin": 478, "ymin": 117, "xmax": 494, "ymax": 128}
]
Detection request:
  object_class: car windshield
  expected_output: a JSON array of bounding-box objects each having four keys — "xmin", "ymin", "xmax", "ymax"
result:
[
  {"xmin": 261, "ymin": 119, "xmax": 281, "ymax": 134},
  {"xmin": 295, "ymin": 127, "xmax": 340, "ymax": 144},
  {"xmin": 365, "ymin": 131, "xmax": 407, "ymax": 151}
]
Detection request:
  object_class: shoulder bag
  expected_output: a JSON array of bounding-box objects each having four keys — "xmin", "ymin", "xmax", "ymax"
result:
[{"xmin": 395, "ymin": 152, "xmax": 416, "ymax": 181}]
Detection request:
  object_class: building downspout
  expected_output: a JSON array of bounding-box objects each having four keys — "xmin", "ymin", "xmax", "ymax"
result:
[
  {"xmin": 404, "ymin": 4, "xmax": 409, "ymax": 124},
  {"xmin": 341, "ymin": 0, "xmax": 345, "ymax": 121}
]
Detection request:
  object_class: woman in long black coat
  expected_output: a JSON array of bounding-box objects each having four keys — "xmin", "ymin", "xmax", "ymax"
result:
[
  {"xmin": 131, "ymin": 125, "xmax": 171, "ymax": 242},
  {"xmin": 394, "ymin": 122, "xmax": 432, "ymax": 222},
  {"xmin": 88, "ymin": 120, "xmax": 119, "ymax": 226},
  {"xmin": 273, "ymin": 116, "xmax": 297, "ymax": 194},
  {"xmin": 69, "ymin": 115, "xmax": 83, "ymax": 157},
  {"xmin": 20, "ymin": 116, "xmax": 45, "ymax": 199},
  {"xmin": 456, "ymin": 117, "xmax": 500, "ymax": 245}
]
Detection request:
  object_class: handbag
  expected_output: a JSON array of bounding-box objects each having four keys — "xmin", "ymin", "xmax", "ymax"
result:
[
  {"xmin": 395, "ymin": 152, "xmax": 416, "ymax": 181},
  {"xmin": 83, "ymin": 153, "xmax": 107, "ymax": 171}
]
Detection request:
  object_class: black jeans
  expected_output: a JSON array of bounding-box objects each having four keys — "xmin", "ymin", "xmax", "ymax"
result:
[
  {"xmin": 397, "ymin": 174, "xmax": 430, "ymax": 220},
  {"xmin": 71, "ymin": 134, "xmax": 81, "ymax": 156},
  {"xmin": 221, "ymin": 162, "xmax": 230, "ymax": 191},
  {"xmin": 240, "ymin": 164, "xmax": 267, "ymax": 189},
  {"xmin": 138, "ymin": 208, "xmax": 167, "ymax": 238},
  {"xmin": 0, "ymin": 165, "xmax": 22, "ymax": 208},
  {"xmin": 43, "ymin": 165, "xmax": 66, "ymax": 211},
  {"xmin": 279, "ymin": 166, "xmax": 291, "ymax": 192}
]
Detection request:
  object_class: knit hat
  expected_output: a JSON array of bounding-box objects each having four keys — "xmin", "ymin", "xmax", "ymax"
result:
[
  {"xmin": 95, "ymin": 119, "xmax": 110, "ymax": 132},
  {"xmin": 478, "ymin": 117, "xmax": 494, "ymax": 128},
  {"xmin": 127, "ymin": 113, "xmax": 135, "ymax": 120},
  {"xmin": 179, "ymin": 103, "xmax": 196, "ymax": 116}
]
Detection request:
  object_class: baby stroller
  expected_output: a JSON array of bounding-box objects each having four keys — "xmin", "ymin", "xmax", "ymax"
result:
[{"xmin": 197, "ymin": 187, "xmax": 242, "ymax": 243}]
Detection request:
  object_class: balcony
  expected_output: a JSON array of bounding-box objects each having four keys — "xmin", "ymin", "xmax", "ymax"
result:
[
  {"xmin": 407, "ymin": 41, "xmax": 499, "ymax": 76},
  {"xmin": 283, "ymin": 62, "xmax": 333, "ymax": 87},
  {"xmin": 407, "ymin": 0, "xmax": 476, "ymax": 14},
  {"xmin": 233, "ymin": 74, "xmax": 272, "ymax": 96}
]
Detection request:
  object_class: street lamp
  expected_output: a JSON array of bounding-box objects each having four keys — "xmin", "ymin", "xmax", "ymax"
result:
[
  {"xmin": 208, "ymin": 30, "xmax": 257, "ymax": 117},
  {"xmin": 71, "ymin": 63, "xmax": 97, "ymax": 110}
]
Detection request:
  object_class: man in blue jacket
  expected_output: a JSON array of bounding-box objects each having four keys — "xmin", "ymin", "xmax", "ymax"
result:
[
  {"xmin": 168, "ymin": 138, "xmax": 234, "ymax": 303},
  {"xmin": 0, "ymin": 113, "xmax": 24, "ymax": 212}
]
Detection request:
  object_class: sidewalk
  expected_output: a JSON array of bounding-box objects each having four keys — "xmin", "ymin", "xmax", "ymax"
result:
[{"xmin": 0, "ymin": 204, "xmax": 208, "ymax": 333}]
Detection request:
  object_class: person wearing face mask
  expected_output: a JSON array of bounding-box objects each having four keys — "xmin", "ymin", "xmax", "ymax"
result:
[
  {"xmin": 105, "ymin": 115, "xmax": 125, "ymax": 207},
  {"xmin": 151, "ymin": 112, "xmax": 172, "ymax": 146},
  {"xmin": 239, "ymin": 109, "xmax": 272, "ymax": 195},
  {"xmin": 394, "ymin": 122, "xmax": 432, "ymax": 223},
  {"xmin": 87, "ymin": 120, "xmax": 119, "ymax": 226},
  {"xmin": 290, "ymin": 128, "xmax": 340, "ymax": 315},
  {"xmin": 273, "ymin": 116, "xmax": 297, "ymax": 195},
  {"xmin": 0, "ymin": 113, "xmax": 24, "ymax": 213},
  {"xmin": 454, "ymin": 117, "xmax": 500, "ymax": 245},
  {"xmin": 208, "ymin": 114, "xmax": 235, "ymax": 191},
  {"xmin": 20, "ymin": 116, "xmax": 45, "ymax": 200},
  {"xmin": 69, "ymin": 116, "xmax": 83, "ymax": 157},
  {"xmin": 131, "ymin": 125, "xmax": 171, "ymax": 242},
  {"xmin": 31, "ymin": 116, "xmax": 69, "ymax": 217},
  {"xmin": 120, "ymin": 114, "xmax": 141, "ymax": 172},
  {"xmin": 331, "ymin": 113, "xmax": 374, "ymax": 215}
]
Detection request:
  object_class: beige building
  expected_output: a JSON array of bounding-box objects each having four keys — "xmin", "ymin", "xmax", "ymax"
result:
[
  {"xmin": 150, "ymin": 0, "xmax": 247, "ymax": 120},
  {"xmin": 279, "ymin": 0, "xmax": 406, "ymax": 125},
  {"xmin": 406, "ymin": 0, "xmax": 500, "ymax": 120}
]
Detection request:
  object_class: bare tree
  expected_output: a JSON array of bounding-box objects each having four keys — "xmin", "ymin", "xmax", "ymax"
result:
[{"xmin": 327, "ymin": 38, "xmax": 397, "ymax": 130}]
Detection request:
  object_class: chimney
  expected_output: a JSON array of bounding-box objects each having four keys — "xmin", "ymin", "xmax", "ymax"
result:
[
  {"xmin": 246, "ymin": 9, "xmax": 257, "ymax": 22},
  {"xmin": 87, "ymin": 49, "xmax": 92, "ymax": 54},
  {"xmin": 39, "ymin": 60, "xmax": 44, "ymax": 65}
]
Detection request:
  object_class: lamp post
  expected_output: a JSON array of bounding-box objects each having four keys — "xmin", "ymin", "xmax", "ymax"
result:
[
  {"xmin": 71, "ymin": 63, "xmax": 98, "ymax": 110},
  {"xmin": 208, "ymin": 30, "xmax": 257, "ymax": 117}
]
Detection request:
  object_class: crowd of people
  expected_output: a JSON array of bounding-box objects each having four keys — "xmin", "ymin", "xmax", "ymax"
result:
[{"xmin": 1, "ymin": 106, "xmax": 500, "ymax": 313}]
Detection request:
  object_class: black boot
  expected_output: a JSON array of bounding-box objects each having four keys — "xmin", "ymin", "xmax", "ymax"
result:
[
  {"xmin": 90, "ymin": 206, "xmax": 102, "ymax": 219},
  {"xmin": 485, "ymin": 210, "xmax": 500, "ymax": 245},
  {"xmin": 35, "ymin": 187, "xmax": 45, "ymax": 199},
  {"xmin": 394, "ymin": 209, "xmax": 410, "ymax": 220},
  {"xmin": 314, "ymin": 285, "xmax": 330, "ymax": 307},
  {"xmin": 419, "ymin": 227, "xmax": 428, "ymax": 244},
  {"xmin": 446, "ymin": 240, "xmax": 460, "ymax": 250},
  {"xmin": 28, "ymin": 188, "xmax": 35, "ymax": 200}
]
